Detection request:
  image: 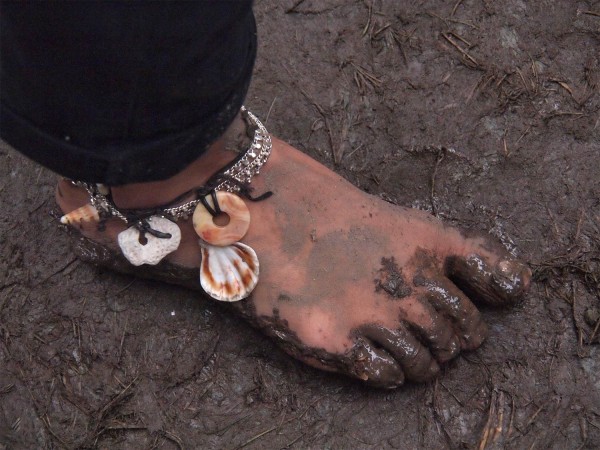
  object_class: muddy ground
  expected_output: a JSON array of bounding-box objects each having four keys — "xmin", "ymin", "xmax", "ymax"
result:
[{"xmin": 1, "ymin": 0, "xmax": 600, "ymax": 448}]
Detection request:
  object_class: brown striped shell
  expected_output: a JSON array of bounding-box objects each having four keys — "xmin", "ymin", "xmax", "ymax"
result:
[{"xmin": 199, "ymin": 241, "xmax": 259, "ymax": 302}]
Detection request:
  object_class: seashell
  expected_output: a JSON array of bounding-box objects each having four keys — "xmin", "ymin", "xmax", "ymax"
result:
[
  {"xmin": 118, "ymin": 216, "xmax": 181, "ymax": 266},
  {"xmin": 192, "ymin": 191, "xmax": 250, "ymax": 246},
  {"xmin": 60, "ymin": 203, "xmax": 99, "ymax": 225},
  {"xmin": 200, "ymin": 241, "xmax": 259, "ymax": 302}
]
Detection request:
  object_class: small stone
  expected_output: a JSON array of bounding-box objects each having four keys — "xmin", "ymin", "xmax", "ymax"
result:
[{"xmin": 584, "ymin": 307, "xmax": 600, "ymax": 327}]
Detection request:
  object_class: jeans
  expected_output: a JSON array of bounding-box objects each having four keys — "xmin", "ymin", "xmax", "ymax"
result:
[{"xmin": 0, "ymin": 1, "xmax": 256, "ymax": 185}]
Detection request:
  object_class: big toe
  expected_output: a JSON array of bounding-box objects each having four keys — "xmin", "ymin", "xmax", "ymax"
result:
[{"xmin": 445, "ymin": 238, "xmax": 531, "ymax": 307}]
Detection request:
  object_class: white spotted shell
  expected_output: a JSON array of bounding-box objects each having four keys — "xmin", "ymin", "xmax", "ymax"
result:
[
  {"xmin": 199, "ymin": 241, "xmax": 259, "ymax": 302},
  {"xmin": 117, "ymin": 216, "xmax": 181, "ymax": 266},
  {"xmin": 60, "ymin": 203, "xmax": 99, "ymax": 225}
]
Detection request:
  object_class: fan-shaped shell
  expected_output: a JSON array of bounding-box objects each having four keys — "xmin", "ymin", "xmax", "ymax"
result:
[
  {"xmin": 193, "ymin": 191, "xmax": 250, "ymax": 246},
  {"xmin": 60, "ymin": 203, "xmax": 99, "ymax": 225},
  {"xmin": 117, "ymin": 216, "xmax": 181, "ymax": 266},
  {"xmin": 200, "ymin": 242, "xmax": 259, "ymax": 302}
]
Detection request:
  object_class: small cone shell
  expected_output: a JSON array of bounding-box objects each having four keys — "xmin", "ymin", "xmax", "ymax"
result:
[
  {"xmin": 200, "ymin": 242, "xmax": 259, "ymax": 302},
  {"xmin": 193, "ymin": 191, "xmax": 250, "ymax": 246},
  {"xmin": 60, "ymin": 203, "xmax": 99, "ymax": 225}
]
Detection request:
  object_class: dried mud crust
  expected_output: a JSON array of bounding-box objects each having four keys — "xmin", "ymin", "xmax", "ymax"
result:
[{"xmin": 2, "ymin": 0, "xmax": 600, "ymax": 448}]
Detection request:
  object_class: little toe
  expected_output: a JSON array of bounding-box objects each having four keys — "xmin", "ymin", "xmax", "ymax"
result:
[
  {"xmin": 445, "ymin": 241, "xmax": 531, "ymax": 307},
  {"xmin": 415, "ymin": 276, "xmax": 488, "ymax": 350},
  {"xmin": 351, "ymin": 338, "xmax": 406, "ymax": 388},
  {"xmin": 359, "ymin": 324, "xmax": 440, "ymax": 383}
]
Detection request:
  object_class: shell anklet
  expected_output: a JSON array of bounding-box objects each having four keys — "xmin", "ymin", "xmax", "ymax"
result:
[{"xmin": 60, "ymin": 107, "xmax": 272, "ymax": 302}]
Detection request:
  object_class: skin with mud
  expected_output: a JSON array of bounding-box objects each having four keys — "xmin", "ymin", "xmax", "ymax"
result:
[
  {"xmin": 1, "ymin": 1, "xmax": 599, "ymax": 448},
  {"xmin": 56, "ymin": 132, "xmax": 530, "ymax": 388}
]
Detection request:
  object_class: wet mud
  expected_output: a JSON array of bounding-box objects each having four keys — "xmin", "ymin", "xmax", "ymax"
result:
[
  {"xmin": 236, "ymin": 300, "xmax": 408, "ymax": 388},
  {"xmin": 74, "ymin": 234, "xmax": 200, "ymax": 292},
  {"xmin": 2, "ymin": 1, "xmax": 600, "ymax": 448},
  {"xmin": 374, "ymin": 256, "xmax": 413, "ymax": 298}
]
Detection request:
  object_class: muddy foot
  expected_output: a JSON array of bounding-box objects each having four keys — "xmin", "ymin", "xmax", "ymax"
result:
[{"xmin": 56, "ymin": 127, "xmax": 531, "ymax": 388}]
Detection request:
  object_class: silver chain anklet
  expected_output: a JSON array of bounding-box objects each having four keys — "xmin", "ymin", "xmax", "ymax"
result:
[
  {"xmin": 60, "ymin": 107, "xmax": 272, "ymax": 302},
  {"xmin": 68, "ymin": 106, "xmax": 272, "ymax": 224}
]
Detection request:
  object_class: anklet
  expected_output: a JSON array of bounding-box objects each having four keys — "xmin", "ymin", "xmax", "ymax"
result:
[{"xmin": 60, "ymin": 107, "xmax": 272, "ymax": 302}]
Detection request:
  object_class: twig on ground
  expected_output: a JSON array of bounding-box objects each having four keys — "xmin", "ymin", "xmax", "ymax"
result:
[
  {"xmin": 430, "ymin": 147, "xmax": 446, "ymax": 216},
  {"xmin": 35, "ymin": 257, "xmax": 79, "ymax": 286},
  {"xmin": 351, "ymin": 62, "xmax": 383, "ymax": 90},
  {"xmin": 114, "ymin": 279, "xmax": 136, "ymax": 296},
  {"xmin": 524, "ymin": 402, "xmax": 546, "ymax": 430},
  {"xmin": 336, "ymin": 117, "xmax": 350, "ymax": 164},
  {"xmin": 431, "ymin": 381, "xmax": 455, "ymax": 449},
  {"xmin": 345, "ymin": 143, "xmax": 364, "ymax": 160},
  {"xmin": 441, "ymin": 32, "xmax": 480, "ymax": 68},
  {"xmin": 579, "ymin": 414, "xmax": 589, "ymax": 445},
  {"xmin": 160, "ymin": 430, "xmax": 184, "ymax": 450},
  {"xmin": 390, "ymin": 29, "xmax": 409, "ymax": 64},
  {"xmin": 285, "ymin": 0, "xmax": 305, "ymax": 14},
  {"xmin": 574, "ymin": 208, "xmax": 585, "ymax": 241},
  {"xmin": 587, "ymin": 316, "xmax": 600, "ymax": 345},
  {"xmin": 0, "ymin": 383, "xmax": 15, "ymax": 394},
  {"xmin": 581, "ymin": 10, "xmax": 600, "ymax": 17},
  {"xmin": 548, "ymin": 78, "xmax": 587, "ymax": 104},
  {"xmin": 362, "ymin": 2, "xmax": 372, "ymax": 37},
  {"xmin": 451, "ymin": 0, "xmax": 464, "ymax": 16},
  {"xmin": 478, "ymin": 389, "xmax": 496, "ymax": 450},
  {"xmin": 543, "ymin": 111, "xmax": 586, "ymax": 122},
  {"xmin": 96, "ymin": 376, "xmax": 138, "ymax": 421},
  {"xmin": 42, "ymin": 414, "xmax": 69, "ymax": 447},
  {"xmin": 493, "ymin": 391, "xmax": 505, "ymax": 444},
  {"xmin": 117, "ymin": 317, "xmax": 128, "ymax": 365},
  {"xmin": 300, "ymin": 88, "xmax": 351, "ymax": 164},
  {"xmin": 237, "ymin": 424, "xmax": 278, "ymax": 449},
  {"xmin": 570, "ymin": 282, "xmax": 589, "ymax": 357},
  {"xmin": 372, "ymin": 23, "xmax": 391, "ymax": 39},
  {"xmin": 265, "ymin": 96, "xmax": 278, "ymax": 124},
  {"xmin": 449, "ymin": 31, "xmax": 472, "ymax": 48},
  {"xmin": 508, "ymin": 395, "xmax": 515, "ymax": 439},
  {"xmin": 439, "ymin": 382, "xmax": 464, "ymax": 406},
  {"xmin": 282, "ymin": 433, "xmax": 306, "ymax": 448},
  {"xmin": 515, "ymin": 125, "xmax": 532, "ymax": 144},
  {"xmin": 428, "ymin": 12, "xmax": 479, "ymax": 29}
]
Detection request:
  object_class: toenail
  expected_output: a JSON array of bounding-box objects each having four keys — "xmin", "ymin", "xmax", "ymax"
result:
[
  {"xmin": 461, "ymin": 321, "xmax": 488, "ymax": 349},
  {"xmin": 426, "ymin": 360, "xmax": 441, "ymax": 379},
  {"xmin": 448, "ymin": 335, "xmax": 460, "ymax": 354},
  {"xmin": 493, "ymin": 260, "xmax": 529, "ymax": 292},
  {"xmin": 497, "ymin": 260, "xmax": 512, "ymax": 275}
]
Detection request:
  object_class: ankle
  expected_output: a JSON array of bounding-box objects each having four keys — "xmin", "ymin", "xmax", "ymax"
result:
[{"xmin": 109, "ymin": 112, "xmax": 250, "ymax": 210}]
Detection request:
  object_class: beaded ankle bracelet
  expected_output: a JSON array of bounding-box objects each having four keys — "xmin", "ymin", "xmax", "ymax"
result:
[{"xmin": 60, "ymin": 107, "xmax": 272, "ymax": 302}]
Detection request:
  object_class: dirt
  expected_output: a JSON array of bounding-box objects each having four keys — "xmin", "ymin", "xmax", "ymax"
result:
[
  {"xmin": 1, "ymin": 0, "xmax": 600, "ymax": 448},
  {"xmin": 375, "ymin": 257, "xmax": 413, "ymax": 299}
]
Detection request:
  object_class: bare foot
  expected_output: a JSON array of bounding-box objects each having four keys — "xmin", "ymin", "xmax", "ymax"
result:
[{"xmin": 56, "ymin": 119, "xmax": 531, "ymax": 388}]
